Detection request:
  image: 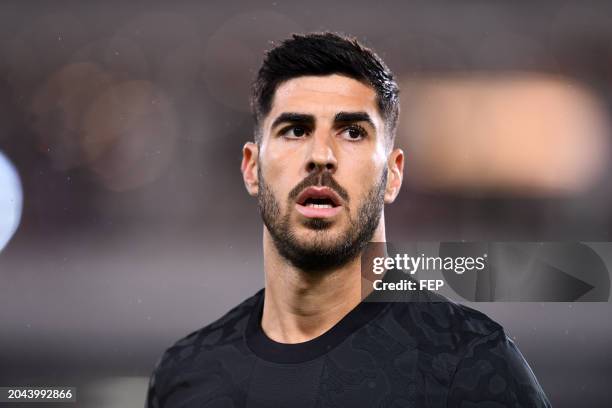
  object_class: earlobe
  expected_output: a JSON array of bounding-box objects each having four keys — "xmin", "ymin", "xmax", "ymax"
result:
[
  {"xmin": 241, "ymin": 142, "xmax": 259, "ymax": 196},
  {"xmin": 384, "ymin": 148, "xmax": 404, "ymax": 204}
]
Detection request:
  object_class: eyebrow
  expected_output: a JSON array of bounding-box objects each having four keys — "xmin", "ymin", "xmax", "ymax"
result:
[
  {"xmin": 270, "ymin": 112, "xmax": 315, "ymax": 130},
  {"xmin": 334, "ymin": 111, "xmax": 376, "ymax": 129},
  {"xmin": 270, "ymin": 111, "xmax": 376, "ymax": 131}
]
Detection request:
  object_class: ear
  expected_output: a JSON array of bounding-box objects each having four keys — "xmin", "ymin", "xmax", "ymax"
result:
[
  {"xmin": 241, "ymin": 142, "xmax": 259, "ymax": 196},
  {"xmin": 384, "ymin": 148, "xmax": 404, "ymax": 204}
]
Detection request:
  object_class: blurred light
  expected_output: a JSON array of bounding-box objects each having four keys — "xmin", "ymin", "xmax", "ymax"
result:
[
  {"xmin": 29, "ymin": 62, "xmax": 114, "ymax": 170},
  {"xmin": 81, "ymin": 80, "xmax": 178, "ymax": 191},
  {"xmin": 30, "ymin": 63, "xmax": 179, "ymax": 191},
  {"xmin": 399, "ymin": 73, "xmax": 611, "ymax": 196},
  {"xmin": 0, "ymin": 151, "xmax": 23, "ymax": 252}
]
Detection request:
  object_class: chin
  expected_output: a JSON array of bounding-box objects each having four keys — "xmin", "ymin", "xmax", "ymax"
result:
[
  {"xmin": 294, "ymin": 216, "xmax": 344, "ymax": 233},
  {"xmin": 302, "ymin": 218, "xmax": 333, "ymax": 230},
  {"xmin": 293, "ymin": 227, "xmax": 346, "ymax": 247}
]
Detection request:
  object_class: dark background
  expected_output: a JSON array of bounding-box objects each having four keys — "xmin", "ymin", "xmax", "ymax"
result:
[{"xmin": 0, "ymin": 1, "xmax": 611, "ymax": 407}]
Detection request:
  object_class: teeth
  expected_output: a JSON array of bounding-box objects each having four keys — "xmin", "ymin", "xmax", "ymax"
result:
[{"xmin": 306, "ymin": 203, "xmax": 332, "ymax": 208}]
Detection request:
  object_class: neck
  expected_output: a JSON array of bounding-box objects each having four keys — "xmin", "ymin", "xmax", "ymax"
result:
[{"xmin": 260, "ymin": 213, "xmax": 386, "ymax": 344}]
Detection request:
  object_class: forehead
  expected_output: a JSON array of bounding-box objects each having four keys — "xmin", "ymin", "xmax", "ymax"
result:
[{"xmin": 265, "ymin": 74, "xmax": 381, "ymax": 126}]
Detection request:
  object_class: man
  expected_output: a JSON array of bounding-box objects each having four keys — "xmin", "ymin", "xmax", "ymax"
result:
[{"xmin": 146, "ymin": 32, "xmax": 551, "ymax": 407}]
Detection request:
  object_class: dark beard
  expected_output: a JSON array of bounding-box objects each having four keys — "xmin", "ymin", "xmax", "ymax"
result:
[{"xmin": 257, "ymin": 165, "xmax": 387, "ymax": 273}]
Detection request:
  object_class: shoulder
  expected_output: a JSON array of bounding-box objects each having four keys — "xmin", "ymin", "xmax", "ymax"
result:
[
  {"xmin": 384, "ymin": 291, "xmax": 504, "ymax": 356},
  {"xmin": 380, "ymin": 293, "xmax": 550, "ymax": 407},
  {"xmin": 446, "ymin": 319, "xmax": 551, "ymax": 407},
  {"xmin": 150, "ymin": 288, "xmax": 262, "ymax": 380},
  {"xmin": 145, "ymin": 289, "xmax": 262, "ymax": 407}
]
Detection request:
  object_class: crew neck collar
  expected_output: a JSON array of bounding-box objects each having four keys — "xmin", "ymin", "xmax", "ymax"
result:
[{"xmin": 245, "ymin": 288, "xmax": 390, "ymax": 364}]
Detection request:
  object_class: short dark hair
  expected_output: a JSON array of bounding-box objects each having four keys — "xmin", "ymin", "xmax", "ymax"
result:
[{"xmin": 251, "ymin": 32, "xmax": 400, "ymax": 144}]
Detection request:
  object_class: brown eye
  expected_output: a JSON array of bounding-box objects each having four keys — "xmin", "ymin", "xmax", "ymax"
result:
[
  {"xmin": 348, "ymin": 127, "xmax": 361, "ymax": 139},
  {"xmin": 291, "ymin": 126, "xmax": 306, "ymax": 137},
  {"xmin": 341, "ymin": 125, "xmax": 367, "ymax": 141},
  {"xmin": 281, "ymin": 126, "xmax": 308, "ymax": 138}
]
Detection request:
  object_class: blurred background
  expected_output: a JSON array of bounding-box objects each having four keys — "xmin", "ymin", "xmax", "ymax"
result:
[{"xmin": 0, "ymin": 1, "xmax": 611, "ymax": 407}]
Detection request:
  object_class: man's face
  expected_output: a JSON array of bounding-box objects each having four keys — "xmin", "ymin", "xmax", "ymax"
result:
[{"xmin": 245, "ymin": 74, "xmax": 399, "ymax": 271}]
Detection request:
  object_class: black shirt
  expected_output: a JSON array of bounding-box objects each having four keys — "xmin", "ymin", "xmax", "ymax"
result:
[{"xmin": 145, "ymin": 288, "xmax": 551, "ymax": 407}]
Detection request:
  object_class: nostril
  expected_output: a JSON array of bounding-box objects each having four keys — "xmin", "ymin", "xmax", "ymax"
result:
[{"xmin": 306, "ymin": 161, "xmax": 335, "ymax": 174}]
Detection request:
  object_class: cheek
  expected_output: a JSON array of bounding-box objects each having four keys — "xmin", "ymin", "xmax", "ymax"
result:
[
  {"xmin": 338, "ymin": 169, "xmax": 381, "ymax": 218},
  {"xmin": 337, "ymin": 137, "xmax": 387, "ymax": 170},
  {"xmin": 260, "ymin": 152, "xmax": 297, "ymax": 204},
  {"xmin": 262, "ymin": 138, "xmax": 308, "ymax": 180},
  {"xmin": 337, "ymin": 148, "xmax": 386, "ymax": 194}
]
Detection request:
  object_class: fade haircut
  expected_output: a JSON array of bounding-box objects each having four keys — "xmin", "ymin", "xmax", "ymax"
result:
[{"xmin": 251, "ymin": 32, "xmax": 400, "ymax": 145}]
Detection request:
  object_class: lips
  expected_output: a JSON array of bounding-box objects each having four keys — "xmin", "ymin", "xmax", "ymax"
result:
[
  {"xmin": 296, "ymin": 186, "xmax": 342, "ymax": 207},
  {"xmin": 295, "ymin": 186, "xmax": 343, "ymax": 219}
]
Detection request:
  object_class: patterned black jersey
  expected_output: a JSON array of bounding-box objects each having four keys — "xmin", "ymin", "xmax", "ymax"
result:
[{"xmin": 145, "ymin": 288, "xmax": 551, "ymax": 408}]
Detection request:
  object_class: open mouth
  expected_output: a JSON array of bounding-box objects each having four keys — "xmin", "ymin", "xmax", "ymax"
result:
[
  {"xmin": 302, "ymin": 197, "xmax": 337, "ymax": 208},
  {"xmin": 296, "ymin": 187, "xmax": 341, "ymax": 208},
  {"xmin": 295, "ymin": 186, "xmax": 343, "ymax": 219}
]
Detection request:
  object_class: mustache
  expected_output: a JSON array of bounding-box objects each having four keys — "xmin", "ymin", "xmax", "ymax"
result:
[{"xmin": 288, "ymin": 170, "xmax": 349, "ymax": 203}]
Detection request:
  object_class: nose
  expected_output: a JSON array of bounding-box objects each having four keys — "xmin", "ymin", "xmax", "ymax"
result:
[{"xmin": 305, "ymin": 132, "xmax": 338, "ymax": 175}]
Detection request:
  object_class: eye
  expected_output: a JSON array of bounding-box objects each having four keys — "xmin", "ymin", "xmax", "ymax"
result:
[
  {"xmin": 280, "ymin": 125, "xmax": 309, "ymax": 139},
  {"xmin": 341, "ymin": 124, "xmax": 367, "ymax": 141}
]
